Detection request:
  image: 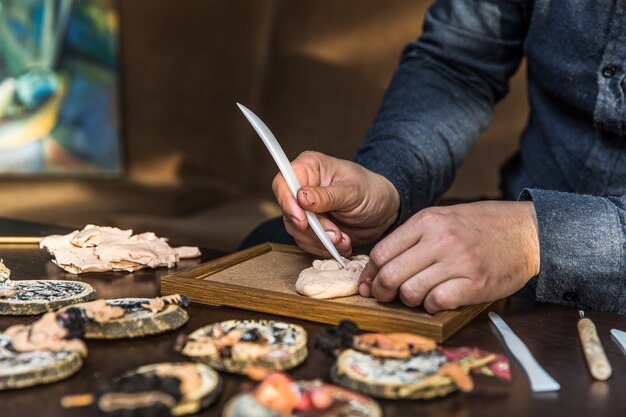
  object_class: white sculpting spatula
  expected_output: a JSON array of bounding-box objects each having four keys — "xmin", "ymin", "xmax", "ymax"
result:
[
  {"xmin": 237, "ymin": 103, "xmax": 347, "ymax": 268},
  {"xmin": 489, "ymin": 312, "xmax": 561, "ymax": 392}
]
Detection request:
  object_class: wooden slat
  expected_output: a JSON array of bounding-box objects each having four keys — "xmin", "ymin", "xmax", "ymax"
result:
[{"xmin": 161, "ymin": 243, "xmax": 491, "ymax": 341}]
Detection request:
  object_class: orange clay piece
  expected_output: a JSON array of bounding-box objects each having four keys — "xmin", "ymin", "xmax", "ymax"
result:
[
  {"xmin": 353, "ymin": 332, "xmax": 436, "ymax": 358},
  {"xmin": 439, "ymin": 362, "xmax": 473, "ymax": 392},
  {"xmin": 245, "ymin": 366, "xmax": 370, "ymax": 414},
  {"xmin": 253, "ymin": 371, "xmax": 299, "ymax": 417},
  {"xmin": 244, "ymin": 365, "xmax": 273, "ymax": 381}
]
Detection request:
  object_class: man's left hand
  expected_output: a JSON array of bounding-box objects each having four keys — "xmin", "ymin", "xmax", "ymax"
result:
[{"xmin": 358, "ymin": 201, "xmax": 540, "ymax": 313}]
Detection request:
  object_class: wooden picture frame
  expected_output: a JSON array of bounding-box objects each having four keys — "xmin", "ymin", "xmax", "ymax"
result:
[{"xmin": 161, "ymin": 243, "xmax": 491, "ymax": 341}]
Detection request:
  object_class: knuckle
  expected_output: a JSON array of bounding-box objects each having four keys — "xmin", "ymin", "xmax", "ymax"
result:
[
  {"xmin": 297, "ymin": 150, "xmax": 321, "ymax": 164},
  {"xmin": 417, "ymin": 207, "xmax": 442, "ymax": 222},
  {"xmin": 271, "ymin": 175, "xmax": 282, "ymax": 195},
  {"xmin": 283, "ymin": 218, "xmax": 297, "ymax": 235},
  {"xmin": 319, "ymin": 187, "xmax": 336, "ymax": 207},
  {"xmin": 399, "ymin": 283, "xmax": 422, "ymax": 308},
  {"xmin": 429, "ymin": 289, "xmax": 456, "ymax": 311},
  {"xmin": 369, "ymin": 246, "xmax": 389, "ymax": 267},
  {"xmin": 376, "ymin": 267, "xmax": 397, "ymax": 291}
]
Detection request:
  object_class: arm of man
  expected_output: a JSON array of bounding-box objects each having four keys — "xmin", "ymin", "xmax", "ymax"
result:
[
  {"xmin": 357, "ymin": 1, "xmax": 626, "ymax": 315},
  {"xmin": 354, "ymin": 1, "xmax": 536, "ymax": 311},
  {"xmin": 354, "ymin": 0, "xmax": 529, "ymax": 225}
]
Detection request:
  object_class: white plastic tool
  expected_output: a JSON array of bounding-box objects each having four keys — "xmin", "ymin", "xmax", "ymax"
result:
[
  {"xmin": 489, "ymin": 312, "xmax": 561, "ymax": 392},
  {"xmin": 237, "ymin": 103, "xmax": 348, "ymax": 269},
  {"xmin": 611, "ymin": 328, "xmax": 626, "ymax": 356}
]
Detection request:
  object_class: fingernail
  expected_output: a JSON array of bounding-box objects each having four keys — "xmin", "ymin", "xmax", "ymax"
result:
[
  {"xmin": 359, "ymin": 283, "xmax": 371, "ymax": 297},
  {"xmin": 325, "ymin": 230, "xmax": 337, "ymax": 241},
  {"xmin": 301, "ymin": 190, "xmax": 315, "ymax": 206}
]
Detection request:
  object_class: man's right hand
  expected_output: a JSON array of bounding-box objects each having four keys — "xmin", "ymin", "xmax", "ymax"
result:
[{"xmin": 272, "ymin": 151, "xmax": 400, "ymax": 257}]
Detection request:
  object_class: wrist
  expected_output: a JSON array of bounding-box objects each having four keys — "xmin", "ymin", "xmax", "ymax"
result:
[
  {"xmin": 378, "ymin": 174, "xmax": 400, "ymax": 229},
  {"xmin": 520, "ymin": 201, "xmax": 540, "ymax": 279}
]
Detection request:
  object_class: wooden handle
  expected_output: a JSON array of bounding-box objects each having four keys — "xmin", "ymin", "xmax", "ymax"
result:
[
  {"xmin": 578, "ymin": 318, "xmax": 612, "ymax": 380},
  {"xmin": 60, "ymin": 393, "xmax": 94, "ymax": 408}
]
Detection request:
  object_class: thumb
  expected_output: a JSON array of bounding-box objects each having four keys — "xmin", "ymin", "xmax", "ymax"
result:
[{"xmin": 297, "ymin": 183, "xmax": 360, "ymax": 213}]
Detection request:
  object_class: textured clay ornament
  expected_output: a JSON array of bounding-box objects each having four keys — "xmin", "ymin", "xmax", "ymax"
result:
[{"xmin": 296, "ymin": 255, "xmax": 369, "ymax": 299}]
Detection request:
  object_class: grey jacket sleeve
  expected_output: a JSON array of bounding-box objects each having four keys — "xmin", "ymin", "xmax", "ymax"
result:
[
  {"xmin": 520, "ymin": 189, "xmax": 626, "ymax": 315},
  {"xmin": 354, "ymin": 0, "xmax": 528, "ymax": 226}
]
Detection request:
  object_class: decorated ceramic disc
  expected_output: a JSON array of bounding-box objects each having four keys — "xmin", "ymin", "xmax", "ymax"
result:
[
  {"xmin": 331, "ymin": 348, "xmax": 456, "ymax": 399},
  {"xmin": 181, "ymin": 320, "xmax": 308, "ymax": 374},
  {"xmin": 0, "ymin": 280, "xmax": 95, "ymax": 315},
  {"xmin": 98, "ymin": 362, "xmax": 221, "ymax": 416},
  {"xmin": 63, "ymin": 296, "xmax": 190, "ymax": 339},
  {"xmin": 0, "ymin": 334, "xmax": 83, "ymax": 390},
  {"xmin": 223, "ymin": 381, "xmax": 382, "ymax": 417}
]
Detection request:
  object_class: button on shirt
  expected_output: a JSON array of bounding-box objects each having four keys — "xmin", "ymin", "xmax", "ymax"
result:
[{"xmin": 354, "ymin": 0, "xmax": 626, "ymax": 314}]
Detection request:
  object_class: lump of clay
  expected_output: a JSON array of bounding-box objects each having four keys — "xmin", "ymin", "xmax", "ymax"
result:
[{"xmin": 296, "ymin": 255, "xmax": 369, "ymax": 299}]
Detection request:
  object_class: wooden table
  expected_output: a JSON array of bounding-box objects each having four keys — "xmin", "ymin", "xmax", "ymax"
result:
[{"xmin": 1, "ymin": 229, "xmax": 625, "ymax": 417}]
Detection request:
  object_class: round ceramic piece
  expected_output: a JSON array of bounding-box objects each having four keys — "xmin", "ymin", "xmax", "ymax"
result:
[
  {"xmin": 62, "ymin": 297, "xmax": 189, "ymax": 339},
  {"xmin": 0, "ymin": 334, "xmax": 83, "ymax": 390},
  {"xmin": 0, "ymin": 280, "xmax": 95, "ymax": 315},
  {"xmin": 331, "ymin": 348, "xmax": 457, "ymax": 399},
  {"xmin": 182, "ymin": 319, "xmax": 308, "ymax": 374},
  {"xmin": 98, "ymin": 362, "xmax": 221, "ymax": 416}
]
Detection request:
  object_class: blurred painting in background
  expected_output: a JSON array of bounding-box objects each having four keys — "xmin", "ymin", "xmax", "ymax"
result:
[{"xmin": 0, "ymin": 0, "xmax": 121, "ymax": 175}]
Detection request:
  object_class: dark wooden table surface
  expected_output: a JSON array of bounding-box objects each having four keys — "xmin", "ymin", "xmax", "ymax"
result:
[{"xmin": 1, "ymin": 234, "xmax": 626, "ymax": 416}]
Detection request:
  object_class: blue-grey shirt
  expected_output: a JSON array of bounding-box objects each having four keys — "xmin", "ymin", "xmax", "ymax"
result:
[{"xmin": 354, "ymin": 0, "xmax": 626, "ymax": 314}]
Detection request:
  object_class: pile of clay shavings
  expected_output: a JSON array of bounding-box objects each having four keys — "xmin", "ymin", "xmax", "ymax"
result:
[{"xmin": 40, "ymin": 225, "xmax": 201, "ymax": 274}]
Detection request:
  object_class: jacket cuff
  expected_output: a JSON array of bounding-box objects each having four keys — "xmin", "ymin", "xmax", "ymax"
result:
[{"xmin": 518, "ymin": 189, "xmax": 623, "ymax": 312}]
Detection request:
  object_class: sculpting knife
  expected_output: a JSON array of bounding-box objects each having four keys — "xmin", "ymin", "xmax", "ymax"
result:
[
  {"xmin": 237, "ymin": 102, "xmax": 347, "ymax": 268},
  {"xmin": 610, "ymin": 328, "xmax": 626, "ymax": 357},
  {"xmin": 489, "ymin": 312, "xmax": 561, "ymax": 392},
  {"xmin": 577, "ymin": 310, "xmax": 612, "ymax": 380}
]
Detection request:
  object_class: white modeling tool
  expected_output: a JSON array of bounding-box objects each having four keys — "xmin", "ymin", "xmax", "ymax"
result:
[
  {"xmin": 611, "ymin": 328, "xmax": 626, "ymax": 356},
  {"xmin": 237, "ymin": 103, "xmax": 348, "ymax": 269},
  {"xmin": 489, "ymin": 312, "xmax": 561, "ymax": 392}
]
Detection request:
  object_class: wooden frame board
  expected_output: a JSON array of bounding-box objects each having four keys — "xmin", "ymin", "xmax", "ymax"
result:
[{"xmin": 161, "ymin": 243, "xmax": 491, "ymax": 341}]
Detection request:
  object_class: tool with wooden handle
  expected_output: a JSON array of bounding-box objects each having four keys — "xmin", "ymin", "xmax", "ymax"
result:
[{"xmin": 578, "ymin": 310, "xmax": 612, "ymax": 381}]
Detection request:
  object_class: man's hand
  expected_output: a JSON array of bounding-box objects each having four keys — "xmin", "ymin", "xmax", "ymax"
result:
[
  {"xmin": 272, "ymin": 151, "xmax": 400, "ymax": 257},
  {"xmin": 358, "ymin": 201, "xmax": 540, "ymax": 313}
]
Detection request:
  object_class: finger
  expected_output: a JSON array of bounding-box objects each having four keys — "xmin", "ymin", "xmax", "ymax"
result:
[
  {"xmin": 359, "ymin": 281, "xmax": 372, "ymax": 298},
  {"xmin": 297, "ymin": 182, "xmax": 361, "ymax": 213},
  {"xmin": 316, "ymin": 214, "xmax": 344, "ymax": 245},
  {"xmin": 290, "ymin": 228, "xmax": 353, "ymax": 256},
  {"xmin": 370, "ymin": 242, "xmax": 436, "ymax": 303},
  {"xmin": 311, "ymin": 214, "xmax": 353, "ymax": 254},
  {"xmin": 422, "ymin": 278, "xmax": 472, "ymax": 314},
  {"xmin": 273, "ymin": 173, "xmax": 308, "ymax": 229},
  {"xmin": 397, "ymin": 263, "xmax": 451, "ymax": 308},
  {"xmin": 285, "ymin": 217, "xmax": 353, "ymax": 257},
  {"xmin": 284, "ymin": 217, "xmax": 309, "ymax": 242},
  {"xmin": 293, "ymin": 236, "xmax": 353, "ymax": 258},
  {"xmin": 358, "ymin": 259, "xmax": 378, "ymax": 290},
  {"xmin": 368, "ymin": 215, "xmax": 426, "ymax": 267},
  {"xmin": 294, "ymin": 238, "xmax": 332, "ymax": 258},
  {"xmin": 358, "ymin": 214, "xmax": 427, "ymax": 290}
]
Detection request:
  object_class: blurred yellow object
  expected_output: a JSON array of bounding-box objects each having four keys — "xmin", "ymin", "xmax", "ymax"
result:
[{"xmin": 0, "ymin": 78, "xmax": 67, "ymax": 150}]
